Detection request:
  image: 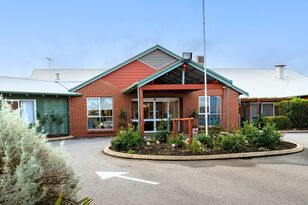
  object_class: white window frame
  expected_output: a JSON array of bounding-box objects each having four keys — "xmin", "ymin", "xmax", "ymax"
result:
[
  {"xmin": 87, "ymin": 97, "xmax": 113, "ymax": 130},
  {"xmin": 261, "ymin": 102, "xmax": 275, "ymax": 117},
  {"xmin": 131, "ymin": 98, "xmax": 180, "ymax": 133},
  {"xmin": 1, "ymin": 99, "xmax": 37, "ymax": 124},
  {"xmin": 198, "ymin": 96, "xmax": 222, "ymax": 126}
]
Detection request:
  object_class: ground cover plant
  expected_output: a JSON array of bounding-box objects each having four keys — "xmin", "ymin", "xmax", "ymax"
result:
[
  {"xmin": 111, "ymin": 122, "xmax": 295, "ymax": 156},
  {"xmin": 0, "ymin": 103, "xmax": 90, "ymax": 204}
]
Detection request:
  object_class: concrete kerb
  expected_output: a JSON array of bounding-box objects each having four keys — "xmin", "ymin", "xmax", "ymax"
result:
[
  {"xmin": 103, "ymin": 142, "xmax": 304, "ymax": 161},
  {"xmin": 46, "ymin": 135, "xmax": 74, "ymax": 142}
]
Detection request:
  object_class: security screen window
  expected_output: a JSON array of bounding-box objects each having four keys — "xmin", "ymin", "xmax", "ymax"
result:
[
  {"xmin": 198, "ymin": 96, "xmax": 221, "ymax": 126},
  {"xmin": 87, "ymin": 97, "xmax": 113, "ymax": 130}
]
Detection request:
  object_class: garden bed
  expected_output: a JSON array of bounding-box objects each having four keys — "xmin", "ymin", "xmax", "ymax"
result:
[{"xmin": 110, "ymin": 141, "xmax": 297, "ymax": 156}]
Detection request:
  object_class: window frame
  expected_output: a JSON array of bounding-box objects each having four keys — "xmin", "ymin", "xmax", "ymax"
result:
[
  {"xmin": 87, "ymin": 97, "xmax": 113, "ymax": 130},
  {"xmin": 261, "ymin": 102, "xmax": 275, "ymax": 117},
  {"xmin": 1, "ymin": 99, "xmax": 37, "ymax": 124},
  {"xmin": 198, "ymin": 96, "xmax": 222, "ymax": 126}
]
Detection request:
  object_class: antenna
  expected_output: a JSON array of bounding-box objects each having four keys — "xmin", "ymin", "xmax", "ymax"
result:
[{"xmin": 45, "ymin": 57, "xmax": 54, "ymax": 69}]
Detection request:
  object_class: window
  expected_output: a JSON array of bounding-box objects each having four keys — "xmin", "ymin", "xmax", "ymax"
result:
[
  {"xmin": 1, "ymin": 99, "xmax": 36, "ymax": 124},
  {"xmin": 87, "ymin": 97, "xmax": 113, "ymax": 130},
  {"xmin": 261, "ymin": 103, "xmax": 275, "ymax": 117},
  {"xmin": 198, "ymin": 96, "xmax": 221, "ymax": 126},
  {"xmin": 250, "ymin": 103, "xmax": 259, "ymax": 121}
]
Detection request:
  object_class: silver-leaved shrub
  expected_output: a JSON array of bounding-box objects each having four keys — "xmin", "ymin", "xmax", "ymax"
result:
[{"xmin": 0, "ymin": 103, "xmax": 79, "ymax": 205}]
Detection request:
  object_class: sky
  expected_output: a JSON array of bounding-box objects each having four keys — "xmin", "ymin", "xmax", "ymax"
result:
[{"xmin": 0, "ymin": 0, "xmax": 307, "ymax": 77}]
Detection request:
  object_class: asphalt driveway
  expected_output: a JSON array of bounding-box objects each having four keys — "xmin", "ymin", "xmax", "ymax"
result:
[{"xmin": 51, "ymin": 133, "xmax": 308, "ymax": 205}]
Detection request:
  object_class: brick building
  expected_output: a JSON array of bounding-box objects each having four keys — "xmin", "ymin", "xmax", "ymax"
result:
[
  {"xmin": 0, "ymin": 45, "xmax": 248, "ymax": 137},
  {"xmin": 66, "ymin": 45, "xmax": 247, "ymax": 137}
]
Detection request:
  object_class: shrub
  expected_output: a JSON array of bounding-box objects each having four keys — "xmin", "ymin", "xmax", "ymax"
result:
[
  {"xmin": 0, "ymin": 103, "xmax": 79, "ymax": 204},
  {"xmin": 276, "ymin": 98, "xmax": 308, "ymax": 129},
  {"xmin": 154, "ymin": 121, "xmax": 170, "ymax": 142},
  {"xmin": 257, "ymin": 123, "xmax": 282, "ymax": 148},
  {"xmin": 218, "ymin": 133, "xmax": 248, "ymax": 152},
  {"xmin": 239, "ymin": 121, "xmax": 261, "ymax": 145},
  {"xmin": 208, "ymin": 125, "xmax": 223, "ymax": 137},
  {"xmin": 127, "ymin": 150, "xmax": 136, "ymax": 154},
  {"xmin": 195, "ymin": 133, "xmax": 213, "ymax": 149},
  {"xmin": 167, "ymin": 133, "xmax": 185, "ymax": 148},
  {"xmin": 186, "ymin": 140, "xmax": 205, "ymax": 154},
  {"xmin": 111, "ymin": 126, "xmax": 145, "ymax": 152},
  {"xmin": 264, "ymin": 116, "xmax": 292, "ymax": 130}
]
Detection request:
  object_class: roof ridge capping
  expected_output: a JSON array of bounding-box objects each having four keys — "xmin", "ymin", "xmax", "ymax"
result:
[{"xmin": 69, "ymin": 44, "xmax": 182, "ymax": 92}]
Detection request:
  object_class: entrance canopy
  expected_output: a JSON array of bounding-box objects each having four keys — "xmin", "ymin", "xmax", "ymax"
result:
[
  {"xmin": 123, "ymin": 60, "xmax": 248, "ymax": 136},
  {"xmin": 123, "ymin": 60, "xmax": 248, "ymax": 95}
]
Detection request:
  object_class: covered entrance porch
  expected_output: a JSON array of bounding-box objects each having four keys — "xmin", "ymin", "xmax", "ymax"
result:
[{"xmin": 124, "ymin": 60, "xmax": 247, "ymax": 137}]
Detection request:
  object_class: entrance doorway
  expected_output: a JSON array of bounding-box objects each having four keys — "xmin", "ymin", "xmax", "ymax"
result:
[{"xmin": 132, "ymin": 98, "xmax": 180, "ymax": 133}]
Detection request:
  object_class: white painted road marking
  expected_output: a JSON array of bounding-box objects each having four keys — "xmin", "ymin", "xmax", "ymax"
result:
[{"xmin": 96, "ymin": 171, "xmax": 159, "ymax": 185}]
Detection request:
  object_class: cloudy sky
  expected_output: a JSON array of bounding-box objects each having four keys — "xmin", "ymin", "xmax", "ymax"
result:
[{"xmin": 0, "ymin": 0, "xmax": 307, "ymax": 77}]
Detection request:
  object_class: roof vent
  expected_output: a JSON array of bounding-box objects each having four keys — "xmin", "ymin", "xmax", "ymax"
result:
[
  {"xmin": 275, "ymin": 64, "xmax": 286, "ymax": 80},
  {"xmin": 56, "ymin": 73, "xmax": 60, "ymax": 81},
  {"xmin": 194, "ymin": 55, "xmax": 204, "ymax": 64}
]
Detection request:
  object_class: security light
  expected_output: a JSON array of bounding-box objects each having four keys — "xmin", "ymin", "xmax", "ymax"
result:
[{"xmin": 182, "ymin": 52, "xmax": 192, "ymax": 62}]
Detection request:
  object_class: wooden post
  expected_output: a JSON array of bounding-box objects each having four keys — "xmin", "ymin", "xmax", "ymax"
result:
[
  {"xmin": 188, "ymin": 118, "xmax": 192, "ymax": 144},
  {"xmin": 173, "ymin": 119, "xmax": 177, "ymax": 139}
]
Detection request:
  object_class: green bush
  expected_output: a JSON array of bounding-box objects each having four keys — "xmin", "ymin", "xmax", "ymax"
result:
[
  {"xmin": 111, "ymin": 126, "xmax": 145, "ymax": 152},
  {"xmin": 127, "ymin": 150, "xmax": 136, "ymax": 154},
  {"xmin": 195, "ymin": 133, "xmax": 213, "ymax": 149},
  {"xmin": 264, "ymin": 116, "xmax": 292, "ymax": 130},
  {"xmin": 167, "ymin": 133, "xmax": 185, "ymax": 148},
  {"xmin": 218, "ymin": 133, "xmax": 248, "ymax": 152},
  {"xmin": 239, "ymin": 121, "xmax": 261, "ymax": 145},
  {"xmin": 257, "ymin": 123, "xmax": 282, "ymax": 148},
  {"xmin": 276, "ymin": 98, "xmax": 308, "ymax": 129},
  {"xmin": 0, "ymin": 103, "xmax": 79, "ymax": 204},
  {"xmin": 239, "ymin": 122, "xmax": 282, "ymax": 148},
  {"xmin": 154, "ymin": 121, "xmax": 170, "ymax": 142},
  {"xmin": 208, "ymin": 125, "xmax": 223, "ymax": 137},
  {"xmin": 186, "ymin": 140, "xmax": 205, "ymax": 154}
]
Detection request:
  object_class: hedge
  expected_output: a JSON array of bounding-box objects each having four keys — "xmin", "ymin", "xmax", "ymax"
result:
[
  {"xmin": 276, "ymin": 98, "xmax": 308, "ymax": 129},
  {"xmin": 264, "ymin": 116, "xmax": 292, "ymax": 130}
]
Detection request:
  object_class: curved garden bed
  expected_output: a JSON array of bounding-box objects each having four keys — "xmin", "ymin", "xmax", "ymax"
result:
[
  {"xmin": 106, "ymin": 122, "xmax": 305, "ymax": 161},
  {"xmin": 104, "ymin": 142, "xmax": 303, "ymax": 161}
]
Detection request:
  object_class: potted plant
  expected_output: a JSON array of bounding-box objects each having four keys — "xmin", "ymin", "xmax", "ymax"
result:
[{"xmin": 190, "ymin": 109, "xmax": 199, "ymax": 135}]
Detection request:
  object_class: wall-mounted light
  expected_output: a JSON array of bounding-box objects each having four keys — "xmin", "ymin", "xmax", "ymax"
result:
[{"xmin": 182, "ymin": 52, "xmax": 192, "ymax": 62}]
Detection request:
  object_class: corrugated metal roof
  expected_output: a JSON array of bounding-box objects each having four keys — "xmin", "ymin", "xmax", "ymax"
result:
[
  {"xmin": 212, "ymin": 68, "xmax": 308, "ymax": 99},
  {"xmin": 30, "ymin": 69, "xmax": 104, "ymax": 81},
  {"xmin": 0, "ymin": 76, "xmax": 80, "ymax": 96}
]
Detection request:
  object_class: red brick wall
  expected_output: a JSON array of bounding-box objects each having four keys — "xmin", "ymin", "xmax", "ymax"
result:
[
  {"xmin": 69, "ymin": 81, "xmax": 240, "ymax": 136},
  {"xmin": 182, "ymin": 86, "xmax": 239, "ymax": 132},
  {"xmin": 103, "ymin": 60, "xmax": 156, "ymax": 90},
  {"xmin": 69, "ymin": 79, "xmax": 132, "ymax": 137}
]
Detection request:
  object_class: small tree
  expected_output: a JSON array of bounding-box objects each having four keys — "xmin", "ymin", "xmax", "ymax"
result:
[{"xmin": 0, "ymin": 103, "xmax": 79, "ymax": 204}]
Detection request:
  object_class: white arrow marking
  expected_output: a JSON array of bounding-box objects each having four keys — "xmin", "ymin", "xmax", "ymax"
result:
[{"xmin": 96, "ymin": 171, "xmax": 159, "ymax": 185}]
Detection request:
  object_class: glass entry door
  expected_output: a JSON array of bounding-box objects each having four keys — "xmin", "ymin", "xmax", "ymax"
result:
[{"xmin": 132, "ymin": 98, "xmax": 180, "ymax": 133}]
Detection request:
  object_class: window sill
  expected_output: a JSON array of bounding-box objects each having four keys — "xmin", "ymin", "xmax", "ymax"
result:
[{"xmin": 87, "ymin": 129, "xmax": 114, "ymax": 133}]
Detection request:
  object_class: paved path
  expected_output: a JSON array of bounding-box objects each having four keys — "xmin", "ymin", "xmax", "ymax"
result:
[{"xmin": 51, "ymin": 133, "xmax": 308, "ymax": 205}]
